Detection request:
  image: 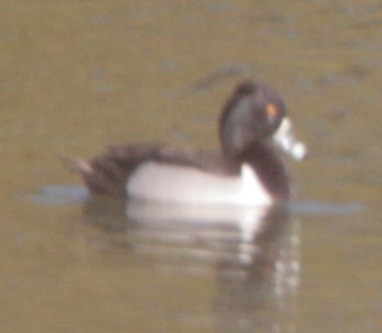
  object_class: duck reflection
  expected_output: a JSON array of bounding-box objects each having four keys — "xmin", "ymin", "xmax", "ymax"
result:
[{"xmin": 82, "ymin": 198, "xmax": 300, "ymax": 332}]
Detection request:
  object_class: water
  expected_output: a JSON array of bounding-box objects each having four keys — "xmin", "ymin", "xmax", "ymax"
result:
[{"xmin": 1, "ymin": 1, "xmax": 382, "ymax": 332}]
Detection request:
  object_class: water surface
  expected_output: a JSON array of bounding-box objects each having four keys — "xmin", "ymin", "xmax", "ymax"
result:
[{"xmin": 1, "ymin": 1, "xmax": 382, "ymax": 332}]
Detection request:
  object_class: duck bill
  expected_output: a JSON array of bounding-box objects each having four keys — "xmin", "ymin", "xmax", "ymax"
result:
[{"xmin": 272, "ymin": 117, "xmax": 307, "ymax": 161}]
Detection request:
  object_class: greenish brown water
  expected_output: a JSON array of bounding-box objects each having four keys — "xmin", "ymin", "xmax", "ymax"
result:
[{"xmin": 1, "ymin": 1, "xmax": 382, "ymax": 332}]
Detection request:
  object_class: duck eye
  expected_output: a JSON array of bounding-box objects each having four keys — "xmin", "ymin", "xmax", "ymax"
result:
[{"xmin": 265, "ymin": 103, "xmax": 279, "ymax": 123}]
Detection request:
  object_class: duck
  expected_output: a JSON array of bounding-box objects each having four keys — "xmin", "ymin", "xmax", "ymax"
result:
[{"xmin": 63, "ymin": 80, "xmax": 307, "ymax": 206}]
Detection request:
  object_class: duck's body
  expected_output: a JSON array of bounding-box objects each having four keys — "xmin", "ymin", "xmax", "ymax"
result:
[{"xmin": 64, "ymin": 80, "xmax": 306, "ymax": 206}]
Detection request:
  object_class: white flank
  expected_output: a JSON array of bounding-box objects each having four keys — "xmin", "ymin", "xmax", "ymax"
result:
[{"xmin": 126, "ymin": 161, "xmax": 272, "ymax": 206}]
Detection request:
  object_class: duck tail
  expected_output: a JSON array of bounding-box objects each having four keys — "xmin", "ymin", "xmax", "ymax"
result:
[{"xmin": 61, "ymin": 156, "xmax": 94, "ymax": 175}]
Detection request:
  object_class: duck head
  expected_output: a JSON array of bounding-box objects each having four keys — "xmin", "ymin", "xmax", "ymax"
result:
[{"xmin": 219, "ymin": 80, "xmax": 307, "ymax": 161}]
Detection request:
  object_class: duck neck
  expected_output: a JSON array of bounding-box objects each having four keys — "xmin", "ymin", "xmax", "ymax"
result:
[{"xmin": 238, "ymin": 142, "xmax": 290, "ymax": 201}]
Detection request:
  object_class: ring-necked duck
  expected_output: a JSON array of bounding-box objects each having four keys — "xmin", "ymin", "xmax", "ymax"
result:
[{"xmin": 63, "ymin": 80, "xmax": 307, "ymax": 206}]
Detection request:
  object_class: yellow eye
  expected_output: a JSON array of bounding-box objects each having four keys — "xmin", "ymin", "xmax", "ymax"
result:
[{"xmin": 266, "ymin": 103, "xmax": 278, "ymax": 122}]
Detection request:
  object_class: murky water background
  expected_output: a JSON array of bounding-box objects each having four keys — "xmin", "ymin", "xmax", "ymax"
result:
[{"xmin": 1, "ymin": 1, "xmax": 382, "ymax": 332}]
